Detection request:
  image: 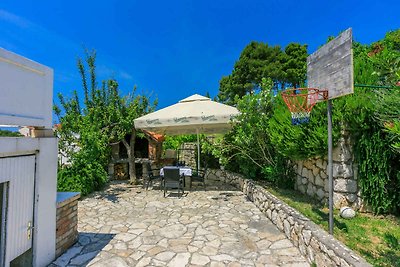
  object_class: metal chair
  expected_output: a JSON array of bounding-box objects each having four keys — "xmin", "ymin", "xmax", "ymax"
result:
[
  {"xmin": 190, "ymin": 165, "xmax": 207, "ymax": 191},
  {"xmin": 163, "ymin": 167, "xmax": 184, "ymax": 197},
  {"xmin": 144, "ymin": 162, "xmax": 162, "ymax": 190}
]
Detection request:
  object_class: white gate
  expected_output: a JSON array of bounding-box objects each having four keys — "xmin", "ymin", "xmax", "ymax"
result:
[{"xmin": 0, "ymin": 155, "xmax": 36, "ymax": 266}]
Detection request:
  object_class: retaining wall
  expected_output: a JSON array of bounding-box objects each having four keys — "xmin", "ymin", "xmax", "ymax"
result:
[
  {"xmin": 207, "ymin": 169, "xmax": 371, "ymax": 267},
  {"xmin": 292, "ymin": 130, "xmax": 366, "ymax": 210}
]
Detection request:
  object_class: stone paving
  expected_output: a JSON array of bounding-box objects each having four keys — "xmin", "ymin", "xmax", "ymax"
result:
[{"xmin": 51, "ymin": 181, "xmax": 309, "ymax": 267}]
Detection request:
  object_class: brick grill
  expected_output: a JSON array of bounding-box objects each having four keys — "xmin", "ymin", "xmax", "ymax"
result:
[{"xmin": 55, "ymin": 192, "xmax": 80, "ymax": 257}]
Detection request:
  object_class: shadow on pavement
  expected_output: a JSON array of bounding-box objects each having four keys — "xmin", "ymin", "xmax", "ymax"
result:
[{"xmin": 51, "ymin": 232, "xmax": 115, "ymax": 267}]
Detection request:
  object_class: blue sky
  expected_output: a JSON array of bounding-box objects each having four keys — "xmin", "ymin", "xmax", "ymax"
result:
[{"xmin": 1, "ymin": 0, "xmax": 399, "ymax": 115}]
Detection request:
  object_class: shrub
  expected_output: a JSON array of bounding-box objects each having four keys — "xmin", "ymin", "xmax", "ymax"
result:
[{"xmin": 57, "ymin": 152, "xmax": 108, "ymax": 196}]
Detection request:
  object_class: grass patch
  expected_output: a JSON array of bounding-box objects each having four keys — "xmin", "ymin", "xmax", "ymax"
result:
[{"xmin": 267, "ymin": 187, "xmax": 400, "ymax": 267}]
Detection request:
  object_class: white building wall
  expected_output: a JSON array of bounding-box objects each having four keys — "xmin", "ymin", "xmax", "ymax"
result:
[
  {"xmin": 33, "ymin": 138, "xmax": 58, "ymax": 267},
  {"xmin": 0, "ymin": 48, "xmax": 53, "ymax": 128}
]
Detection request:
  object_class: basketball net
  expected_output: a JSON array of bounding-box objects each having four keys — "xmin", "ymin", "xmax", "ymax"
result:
[{"xmin": 281, "ymin": 88, "xmax": 328, "ymax": 125}]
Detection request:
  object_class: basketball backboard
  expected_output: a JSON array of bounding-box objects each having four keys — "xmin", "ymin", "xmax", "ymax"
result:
[
  {"xmin": 307, "ymin": 28, "xmax": 354, "ymax": 99},
  {"xmin": 0, "ymin": 48, "xmax": 53, "ymax": 128}
]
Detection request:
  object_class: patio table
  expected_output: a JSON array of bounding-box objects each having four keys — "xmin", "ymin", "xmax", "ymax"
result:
[{"xmin": 160, "ymin": 166, "xmax": 192, "ymax": 177}]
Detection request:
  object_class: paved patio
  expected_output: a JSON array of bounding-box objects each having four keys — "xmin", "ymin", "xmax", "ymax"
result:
[{"xmin": 51, "ymin": 181, "xmax": 309, "ymax": 267}]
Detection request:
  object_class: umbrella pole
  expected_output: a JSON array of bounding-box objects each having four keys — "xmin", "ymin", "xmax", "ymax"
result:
[{"xmin": 197, "ymin": 128, "xmax": 200, "ymax": 174}]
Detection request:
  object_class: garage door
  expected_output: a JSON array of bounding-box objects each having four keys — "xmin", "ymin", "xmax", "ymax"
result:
[{"xmin": 0, "ymin": 155, "xmax": 36, "ymax": 267}]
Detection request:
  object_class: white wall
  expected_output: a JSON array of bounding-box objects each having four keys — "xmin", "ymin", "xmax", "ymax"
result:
[
  {"xmin": 0, "ymin": 48, "xmax": 53, "ymax": 128},
  {"xmin": 33, "ymin": 138, "xmax": 58, "ymax": 267}
]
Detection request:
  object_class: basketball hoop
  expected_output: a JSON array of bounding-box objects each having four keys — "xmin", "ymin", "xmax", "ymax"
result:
[{"xmin": 281, "ymin": 88, "xmax": 328, "ymax": 125}]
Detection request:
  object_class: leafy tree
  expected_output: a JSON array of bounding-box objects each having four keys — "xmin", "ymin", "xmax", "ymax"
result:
[
  {"xmin": 205, "ymin": 78, "xmax": 294, "ymax": 187},
  {"xmin": 55, "ymin": 50, "xmax": 155, "ymax": 193},
  {"xmin": 163, "ymin": 135, "xmax": 197, "ymax": 150},
  {"xmin": 218, "ymin": 41, "xmax": 307, "ymax": 104},
  {"xmin": 283, "ymin": 43, "xmax": 308, "ymax": 88},
  {"xmin": 213, "ymin": 29, "xmax": 400, "ymax": 213},
  {"xmin": 0, "ymin": 129, "xmax": 22, "ymax": 137},
  {"xmin": 110, "ymin": 85, "xmax": 156, "ymax": 184}
]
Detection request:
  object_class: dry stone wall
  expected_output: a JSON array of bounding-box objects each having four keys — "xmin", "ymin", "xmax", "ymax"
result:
[
  {"xmin": 293, "ymin": 131, "xmax": 364, "ymax": 210},
  {"xmin": 207, "ymin": 169, "xmax": 371, "ymax": 267},
  {"xmin": 179, "ymin": 142, "xmax": 197, "ymax": 168}
]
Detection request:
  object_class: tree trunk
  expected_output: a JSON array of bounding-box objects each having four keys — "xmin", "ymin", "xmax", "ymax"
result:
[{"xmin": 122, "ymin": 129, "xmax": 137, "ymax": 184}]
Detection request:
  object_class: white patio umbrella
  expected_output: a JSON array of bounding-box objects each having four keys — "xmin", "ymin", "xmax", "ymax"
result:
[{"xmin": 134, "ymin": 94, "xmax": 239, "ymax": 170}]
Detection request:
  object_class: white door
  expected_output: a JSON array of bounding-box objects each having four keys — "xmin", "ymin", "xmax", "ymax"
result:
[{"xmin": 0, "ymin": 155, "xmax": 36, "ymax": 267}]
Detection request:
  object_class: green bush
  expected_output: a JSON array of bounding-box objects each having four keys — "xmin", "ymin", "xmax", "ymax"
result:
[
  {"xmin": 265, "ymin": 30, "xmax": 400, "ymax": 214},
  {"xmin": 57, "ymin": 153, "xmax": 108, "ymax": 196},
  {"xmin": 205, "ymin": 78, "xmax": 295, "ymax": 187},
  {"xmin": 215, "ymin": 29, "xmax": 400, "ymax": 213},
  {"xmin": 355, "ymin": 127, "xmax": 399, "ymax": 214},
  {"xmin": 266, "ymin": 84, "xmax": 400, "ymax": 214},
  {"xmin": 55, "ymin": 50, "xmax": 155, "ymax": 193},
  {"xmin": 0, "ymin": 129, "xmax": 23, "ymax": 137},
  {"xmin": 267, "ymin": 95, "xmax": 341, "ymax": 160},
  {"xmin": 163, "ymin": 135, "xmax": 198, "ymax": 150}
]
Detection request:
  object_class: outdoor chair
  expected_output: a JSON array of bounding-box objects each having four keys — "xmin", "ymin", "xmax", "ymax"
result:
[
  {"xmin": 144, "ymin": 162, "xmax": 162, "ymax": 190},
  {"xmin": 163, "ymin": 167, "xmax": 184, "ymax": 197},
  {"xmin": 190, "ymin": 165, "xmax": 207, "ymax": 191}
]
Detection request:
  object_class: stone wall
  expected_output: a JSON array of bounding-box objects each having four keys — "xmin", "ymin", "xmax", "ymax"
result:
[
  {"xmin": 109, "ymin": 158, "xmax": 154, "ymax": 181},
  {"xmin": 56, "ymin": 192, "xmax": 80, "ymax": 258},
  {"xmin": 206, "ymin": 168, "xmax": 239, "ymax": 186},
  {"xmin": 209, "ymin": 169, "xmax": 371, "ymax": 267},
  {"xmin": 293, "ymin": 130, "xmax": 364, "ymax": 210},
  {"xmin": 179, "ymin": 143, "xmax": 197, "ymax": 168}
]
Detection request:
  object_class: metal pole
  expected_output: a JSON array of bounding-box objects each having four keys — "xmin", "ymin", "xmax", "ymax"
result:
[
  {"xmin": 354, "ymin": 83, "xmax": 400, "ymax": 89},
  {"xmin": 327, "ymin": 99, "xmax": 334, "ymax": 235},
  {"xmin": 196, "ymin": 128, "xmax": 200, "ymax": 174}
]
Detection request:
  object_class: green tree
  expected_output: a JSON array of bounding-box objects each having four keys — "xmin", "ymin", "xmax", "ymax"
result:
[
  {"xmin": 206, "ymin": 78, "xmax": 294, "ymax": 187},
  {"xmin": 55, "ymin": 50, "xmax": 155, "ymax": 193},
  {"xmin": 218, "ymin": 41, "xmax": 307, "ymax": 104},
  {"xmin": 106, "ymin": 81, "xmax": 156, "ymax": 184},
  {"xmin": 0, "ymin": 129, "xmax": 22, "ymax": 137},
  {"xmin": 283, "ymin": 43, "xmax": 308, "ymax": 88},
  {"xmin": 163, "ymin": 135, "xmax": 197, "ymax": 150},
  {"xmin": 214, "ymin": 29, "xmax": 400, "ymax": 213}
]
